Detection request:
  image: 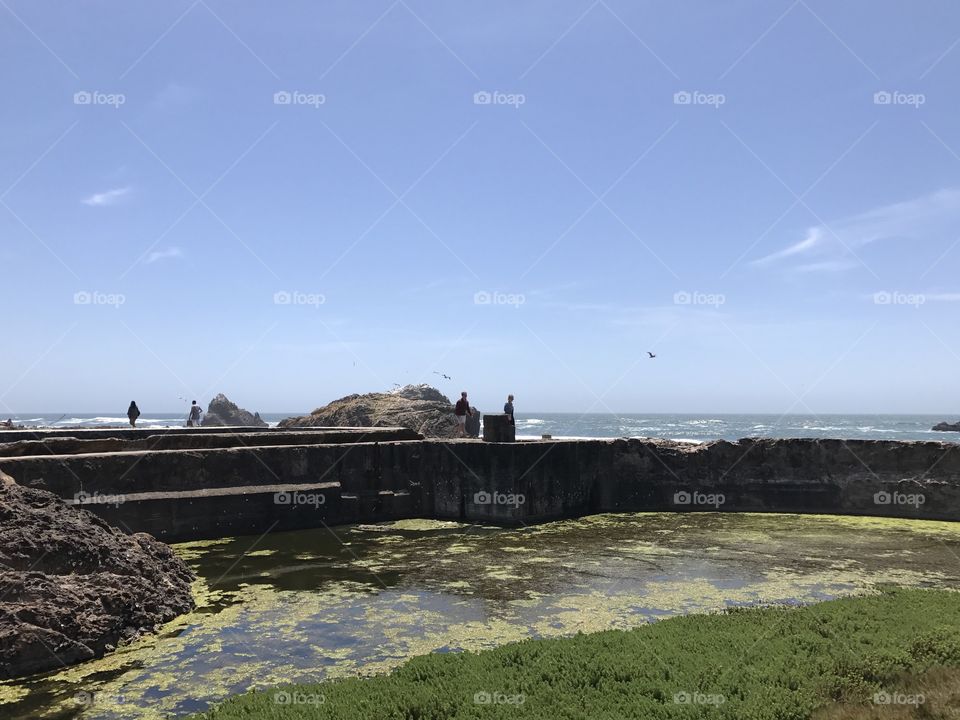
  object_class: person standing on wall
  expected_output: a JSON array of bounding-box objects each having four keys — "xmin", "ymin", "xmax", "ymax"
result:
[
  {"xmin": 504, "ymin": 394, "xmax": 515, "ymax": 425},
  {"xmin": 454, "ymin": 391, "xmax": 472, "ymax": 437},
  {"xmin": 187, "ymin": 400, "xmax": 203, "ymax": 427},
  {"xmin": 127, "ymin": 401, "xmax": 140, "ymax": 428}
]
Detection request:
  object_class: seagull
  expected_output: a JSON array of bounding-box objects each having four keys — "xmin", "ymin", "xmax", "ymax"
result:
[
  {"xmin": 433, "ymin": 371, "xmax": 452, "ymax": 380},
  {"xmin": 647, "ymin": 352, "xmax": 656, "ymax": 359}
]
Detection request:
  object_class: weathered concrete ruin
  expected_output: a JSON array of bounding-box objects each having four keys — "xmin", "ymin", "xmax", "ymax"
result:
[{"xmin": 0, "ymin": 426, "xmax": 957, "ymax": 543}]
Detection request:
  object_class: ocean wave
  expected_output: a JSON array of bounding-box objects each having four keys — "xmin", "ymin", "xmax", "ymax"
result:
[{"xmin": 51, "ymin": 416, "xmax": 184, "ymax": 427}]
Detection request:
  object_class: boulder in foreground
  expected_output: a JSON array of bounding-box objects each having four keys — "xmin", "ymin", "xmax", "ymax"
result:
[
  {"xmin": 280, "ymin": 384, "xmax": 466, "ymax": 438},
  {"xmin": 202, "ymin": 393, "xmax": 267, "ymax": 427},
  {"xmin": 0, "ymin": 472, "xmax": 195, "ymax": 679}
]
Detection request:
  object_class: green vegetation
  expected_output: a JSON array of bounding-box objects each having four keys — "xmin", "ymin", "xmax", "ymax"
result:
[{"xmin": 194, "ymin": 588, "xmax": 960, "ymax": 719}]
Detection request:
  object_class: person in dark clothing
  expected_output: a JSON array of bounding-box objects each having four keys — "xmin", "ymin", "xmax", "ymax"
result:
[
  {"xmin": 187, "ymin": 400, "xmax": 203, "ymax": 427},
  {"xmin": 454, "ymin": 391, "xmax": 472, "ymax": 437},
  {"xmin": 504, "ymin": 394, "xmax": 515, "ymax": 425},
  {"xmin": 127, "ymin": 401, "xmax": 140, "ymax": 428}
]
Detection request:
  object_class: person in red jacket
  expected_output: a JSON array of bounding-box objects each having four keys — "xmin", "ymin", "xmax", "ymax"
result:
[{"xmin": 454, "ymin": 391, "xmax": 472, "ymax": 437}]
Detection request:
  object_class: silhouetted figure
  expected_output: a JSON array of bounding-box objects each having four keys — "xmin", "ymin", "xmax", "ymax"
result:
[
  {"xmin": 504, "ymin": 394, "xmax": 515, "ymax": 425},
  {"xmin": 187, "ymin": 400, "xmax": 203, "ymax": 427},
  {"xmin": 127, "ymin": 401, "xmax": 140, "ymax": 428},
  {"xmin": 647, "ymin": 351, "xmax": 656, "ymax": 358}
]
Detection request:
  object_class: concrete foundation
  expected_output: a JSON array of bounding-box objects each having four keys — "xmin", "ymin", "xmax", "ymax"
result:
[{"xmin": 1, "ymin": 430, "xmax": 959, "ymax": 542}]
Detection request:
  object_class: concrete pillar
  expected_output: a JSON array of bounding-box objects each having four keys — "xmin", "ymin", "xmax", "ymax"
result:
[{"xmin": 483, "ymin": 414, "xmax": 516, "ymax": 442}]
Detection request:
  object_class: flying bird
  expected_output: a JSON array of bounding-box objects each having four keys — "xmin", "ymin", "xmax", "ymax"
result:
[
  {"xmin": 433, "ymin": 371, "xmax": 452, "ymax": 380},
  {"xmin": 647, "ymin": 352, "xmax": 656, "ymax": 359}
]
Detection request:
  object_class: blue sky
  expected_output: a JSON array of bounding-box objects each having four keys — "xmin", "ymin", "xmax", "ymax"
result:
[{"xmin": 2, "ymin": 0, "xmax": 959, "ymax": 415}]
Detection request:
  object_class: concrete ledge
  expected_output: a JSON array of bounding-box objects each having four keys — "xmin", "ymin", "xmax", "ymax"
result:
[{"xmin": 0, "ymin": 427, "xmax": 421, "ymax": 458}]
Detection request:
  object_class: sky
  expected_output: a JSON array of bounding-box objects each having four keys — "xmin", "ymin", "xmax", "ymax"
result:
[{"xmin": 2, "ymin": 0, "xmax": 959, "ymax": 415}]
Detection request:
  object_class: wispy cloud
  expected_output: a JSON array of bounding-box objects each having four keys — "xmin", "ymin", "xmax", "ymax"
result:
[
  {"xmin": 753, "ymin": 187, "xmax": 960, "ymax": 271},
  {"xmin": 82, "ymin": 187, "xmax": 131, "ymax": 206},
  {"xmin": 145, "ymin": 247, "xmax": 183, "ymax": 264}
]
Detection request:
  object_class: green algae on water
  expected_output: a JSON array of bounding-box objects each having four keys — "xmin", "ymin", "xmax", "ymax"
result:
[{"xmin": 6, "ymin": 512, "xmax": 960, "ymax": 720}]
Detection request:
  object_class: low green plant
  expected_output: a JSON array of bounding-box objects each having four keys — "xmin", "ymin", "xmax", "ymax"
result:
[{"xmin": 193, "ymin": 589, "xmax": 960, "ymax": 719}]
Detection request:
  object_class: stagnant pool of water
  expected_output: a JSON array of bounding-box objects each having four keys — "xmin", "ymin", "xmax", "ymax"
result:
[{"xmin": 4, "ymin": 512, "xmax": 960, "ymax": 719}]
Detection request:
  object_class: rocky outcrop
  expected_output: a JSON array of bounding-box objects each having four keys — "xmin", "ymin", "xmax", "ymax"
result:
[
  {"xmin": 279, "ymin": 384, "xmax": 461, "ymax": 438},
  {"xmin": 202, "ymin": 393, "xmax": 267, "ymax": 427},
  {"xmin": 0, "ymin": 473, "xmax": 195, "ymax": 679},
  {"xmin": 465, "ymin": 407, "xmax": 481, "ymax": 438},
  {"xmin": 933, "ymin": 422, "xmax": 960, "ymax": 432}
]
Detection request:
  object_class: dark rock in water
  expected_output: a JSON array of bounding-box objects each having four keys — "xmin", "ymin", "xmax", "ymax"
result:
[
  {"xmin": 465, "ymin": 407, "xmax": 481, "ymax": 438},
  {"xmin": 0, "ymin": 471, "xmax": 195, "ymax": 679},
  {"xmin": 933, "ymin": 422, "xmax": 960, "ymax": 432},
  {"xmin": 279, "ymin": 384, "xmax": 458, "ymax": 438},
  {"xmin": 202, "ymin": 393, "xmax": 267, "ymax": 427}
]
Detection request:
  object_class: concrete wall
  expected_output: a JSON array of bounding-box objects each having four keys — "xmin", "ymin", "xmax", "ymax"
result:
[{"xmin": 2, "ymin": 437, "xmax": 959, "ymax": 542}]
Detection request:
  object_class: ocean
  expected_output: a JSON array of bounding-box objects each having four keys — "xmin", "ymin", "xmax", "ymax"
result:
[{"xmin": 4, "ymin": 412, "xmax": 956, "ymax": 443}]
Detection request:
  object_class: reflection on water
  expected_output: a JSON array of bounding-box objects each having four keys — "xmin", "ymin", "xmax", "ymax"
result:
[{"xmin": 4, "ymin": 512, "xmax": 960, "ymax": 719}]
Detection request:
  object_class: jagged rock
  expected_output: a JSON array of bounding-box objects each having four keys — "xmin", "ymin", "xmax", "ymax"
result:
[
  {"xmin": 202, "ymin": 393, "xmax": 267, "ymax": 427},
  {"xmin": 933, "ymin": 422, "xmax": 960, "ymax": 432},
  {"xmin": 0, "ymin": 478, "xmax": 195, "ymax": 679},
  {"xmin": 279, "ymin": 384, "xmax": 462, "ymax": 438},
  {"xmin": 465, "ymin": 407, "xmax": 481, "ymax": 438}
]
